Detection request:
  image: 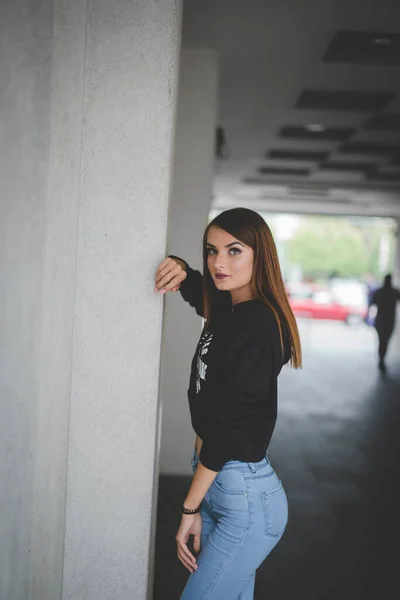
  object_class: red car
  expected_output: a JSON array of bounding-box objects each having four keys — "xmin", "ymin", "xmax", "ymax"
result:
[{"xmin": 287, "ymin": 287, "xmax": 366, "ymax": 325}]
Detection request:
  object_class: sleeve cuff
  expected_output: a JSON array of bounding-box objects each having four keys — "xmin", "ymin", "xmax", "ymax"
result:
[
  {"xmin": 167, "ymin": 255, "xmax": 189, "ymax": 271},
  {"xmin": 168, "ymin": 254, "xmax": 202, "ymax": 300},
  {"xmin": 199, "ymin": 439, "xmax": 230, "ymax": 472},
  {"xmin": 167, "ymin": 255, "xmax": 192, "ymax": 292}
]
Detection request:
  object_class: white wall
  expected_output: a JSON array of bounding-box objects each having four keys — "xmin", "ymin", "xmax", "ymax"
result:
[
  {"xmin": 0, "ymin": 1, "xmax": 182, "ymax": 599},
  {"xmin": 160, "ymin": 49, "xmax": 219, "ymax": 475}
]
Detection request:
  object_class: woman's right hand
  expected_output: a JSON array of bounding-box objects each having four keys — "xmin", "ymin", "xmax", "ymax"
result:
[{"xmin": 154, "ymin": 257, "xmax": 187, "ymax": 294}]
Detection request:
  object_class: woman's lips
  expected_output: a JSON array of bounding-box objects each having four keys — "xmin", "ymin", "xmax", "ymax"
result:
[{"xmin": 215, "ymin": 273, "xmax": 230, "ymax": 280}]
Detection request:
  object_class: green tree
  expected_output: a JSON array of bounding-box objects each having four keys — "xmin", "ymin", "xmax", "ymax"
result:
[{"xmin": 286, "ymin": 216, "xmax": 369, "ymax": 278}]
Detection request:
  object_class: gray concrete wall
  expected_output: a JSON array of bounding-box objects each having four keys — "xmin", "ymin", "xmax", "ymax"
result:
[
  {"xmin": 0, "ymin": 1, "xmax": 182, "ymax": 599},
  {"xmin": 0, "ymin": 2, "xmax": 53, "ymax": 598},
  {"xmin": 29, "ymin": 1, "xmax": 91, "ymax": 598},
  {"xmin": 61, "ymin": 3, "xmax": 181, "ymax": 598},
  {"xmin": 159, "ymin": 49, "xmax": 219, "ymax": 475}
]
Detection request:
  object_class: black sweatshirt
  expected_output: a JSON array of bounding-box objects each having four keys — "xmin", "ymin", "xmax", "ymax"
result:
[{"xmin": 169, "ymin": 256, "xmax": 291, "ymax": 472}]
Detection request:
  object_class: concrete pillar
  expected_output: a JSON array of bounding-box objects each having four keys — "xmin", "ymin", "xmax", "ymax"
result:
[
  {"xmin": 159, "ymin": 49, "xmax": 219, "ymax": 475},
  {"xmin": 0, "ymin": 2, "xmax": 53, "ymax": 599},
  {"xmin": 0, "ymin": 1, "xmax": 182, "ymax": 600},
  {"xmin": 394, "ymin": 219, "xmax": 400, "ymax": 287},
  {"xmin": 393, "ymin": 219, "xmax": 400, "ymax": 354}
]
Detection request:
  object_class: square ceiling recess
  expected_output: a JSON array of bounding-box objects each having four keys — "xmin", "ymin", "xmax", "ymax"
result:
[
  {"xmin": 323, "ymin": 31, "xmax": 400, "ymax": 66},
  {"xmin": 368, "ymin": 171, "xmax": 400, "ymax": 182},
  {"xmin": 338, "ymin": 142, "xmax": 400, "ymax": 157},
  {"xmin": 257, "ymin": 166, "xmax": 310, "ymax": 176},
  {"xmin": 296, "ymin": 89, "xmax": 394, "ymax": 112},
  {"xmin": 278, "ymin": 125, "xmax": 354, "ymax": 141},
  {"xmin": 267, "ymin": 149, "xmax": 329, "ymax": 161},
  {"xmin": 319, "ymin": 161, "xmax": 376, "ymax": 173},
  {"xmin": 364, "ymin": 114, "xmax": 400, "ymax": 130}
]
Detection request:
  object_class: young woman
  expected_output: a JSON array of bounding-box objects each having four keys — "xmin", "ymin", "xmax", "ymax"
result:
[{"xmin": 154, "ymin": 208, "xmax": 302, "ymax": 600}]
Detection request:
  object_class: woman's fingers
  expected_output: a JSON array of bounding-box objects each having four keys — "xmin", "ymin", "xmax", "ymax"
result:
[
  {"xmin": 156, "ymin": 264, "xmax": 182, "ymax": 287},
  {"xmin": 176, "ymin": 539, "xmax": 198, "ymax": 572},
  {"xmin": 177, "ymin": 548, "xmax": 196, "ymax": 573},
  {"xmin": 155, "ymin": 259, "xmax": 179, "ymax": 284},
  {"xmin": 164, "ymin": 274, "xmax": 184, "ymax": 292},
  {"xmin": 155, "ymin": 259, "xmax": 186, "ymax": 291},
  {"xmin": 193, "ymin": 533, "xmax": 201, "ymax": 554},
  {"xmin": 155, "ymin": 272, "xmax": 185, "ymax": 293},
  {"xmin": 177, "ymin": 539, "xmax": 197, "ymax": 565},
  {"xmin": 177, "ymin": 553, "xmax": 197, "ymax": 573}
]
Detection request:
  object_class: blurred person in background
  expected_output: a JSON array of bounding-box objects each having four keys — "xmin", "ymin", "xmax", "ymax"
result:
[
  {"xmin": 368, "ymin": 274, "xmax": 400, "ymax": 372},
  {"xmin": 363, "ymin": 272, "xmax": 379, "ymax": 326}
]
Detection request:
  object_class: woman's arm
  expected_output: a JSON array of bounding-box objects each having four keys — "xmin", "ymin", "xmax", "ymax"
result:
[
  {"xmin": 183, "ymin": 436, "xmax": 216, "ymax": 515},
  {"xmin": 167, "ymin": 255, "xmax": 205, "ymax": 317},
  {"xmin": 175, "ymin": 445, "xmax": 218, "ymax": 573},
  {"xmin": 195, "ymin": 434, "xmax": 202, "ymax": 456},
  {"xmin": 183, "ymin": 461, "xmax": 218, "ymax": 510},
  {"xmin": 155, "ymin": 255, "xmax": 205, "ymax": 317}
]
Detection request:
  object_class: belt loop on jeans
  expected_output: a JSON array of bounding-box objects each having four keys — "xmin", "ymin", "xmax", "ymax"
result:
[{"xmin": 247, "ymin": 462, "xmax": 257, "ymax": 474}]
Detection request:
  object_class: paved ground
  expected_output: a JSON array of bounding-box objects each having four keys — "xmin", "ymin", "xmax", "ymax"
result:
[{"xmin": 153, "ymin": 320, "xmax": 400, "ymax": 599}]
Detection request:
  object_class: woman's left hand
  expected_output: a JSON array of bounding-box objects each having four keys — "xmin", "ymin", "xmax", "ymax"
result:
[{"xmin": 175, "ymin": 513, "xmax": 202, "ymax": 573}]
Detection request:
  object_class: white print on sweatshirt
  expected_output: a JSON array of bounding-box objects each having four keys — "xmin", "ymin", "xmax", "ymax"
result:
[{"xmin": 196, "ymin": 331, "xmax": 213, "ymax": 394}]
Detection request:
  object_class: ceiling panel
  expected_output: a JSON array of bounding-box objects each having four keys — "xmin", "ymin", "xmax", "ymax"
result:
[
  {"xmin": 296, "ymin": 89, "xmax": 395, "ymax": 112},
  {"xmin": 267, "ymin": 149, "xmax": 330, "ymax": 161},
  {"xmin": 364, "ymin": 114, "xmax": 400, "ymax": 130},
  {"xmin": 278, "ymin": 125, "xmax": 355, "ymax": 141},
  {"xmin": 319, "ymin": 161, "xmax": 376, "ymax": 173},
  {"xmin": 338, "ymin": 142, "xmax": 400, "ymax": 157},
  {"xmin": 323, "ymin": 31, "xmax": 400, "ymax": 66},
  {"xmin": 368, "ymin": 171, "xmax": 400, "ymax": 181},
  {"xmin": 257, "ymin": 166, "xmax": 310, "ymax": 176}
]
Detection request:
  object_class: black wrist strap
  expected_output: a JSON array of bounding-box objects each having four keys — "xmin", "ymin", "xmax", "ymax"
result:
[{"xmin": 181, "ymin": 505, "xmax": 201, "ymax": 515}]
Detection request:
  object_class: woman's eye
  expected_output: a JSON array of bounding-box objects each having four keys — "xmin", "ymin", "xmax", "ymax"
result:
[{"xmin": 206, "ymin": 247, "xmax": 242, "ymax": 256}]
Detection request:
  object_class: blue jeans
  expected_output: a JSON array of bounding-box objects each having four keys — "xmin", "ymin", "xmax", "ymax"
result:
[{"xmin": 179, "ymin": 448, "xmax": 288, "ymax": 600}]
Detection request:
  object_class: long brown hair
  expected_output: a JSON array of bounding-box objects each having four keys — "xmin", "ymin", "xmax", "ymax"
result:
[{"xmin": 201, "ymin": 208, "xmax": 302, "ymax": 369}]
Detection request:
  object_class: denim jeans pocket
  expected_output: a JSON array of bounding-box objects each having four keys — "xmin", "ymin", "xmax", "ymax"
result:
[
  {"xmin": 260, "ymin": 483, "xmax": 288, "ymax": 538},
  {"xmin": 213, "ymin": 469, "xmax": 247, "ymax": 496}
]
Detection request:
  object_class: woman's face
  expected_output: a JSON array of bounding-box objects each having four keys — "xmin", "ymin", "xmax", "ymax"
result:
[{"xmin": 206, "ymin": 226, "xmax": 254, "ymax": 299}]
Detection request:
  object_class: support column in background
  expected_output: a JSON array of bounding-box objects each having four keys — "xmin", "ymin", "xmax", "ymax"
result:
[
  {"xmin": 159, "ymin": 49, "xmax": 219, "ymax": 475},
  {"xmin": 394, "ymin": 218, "xmax": 400, "ymax": 287},
  {"xmin": 393, "ymin": 218, "xmax": 400, "ymax": 354}
]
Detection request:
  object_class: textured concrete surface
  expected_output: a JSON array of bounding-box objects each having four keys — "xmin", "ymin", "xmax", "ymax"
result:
[
  {"xmin": 29, "ymin": 2, "xmax": 88, "ymax": 599},
  {"xmin": 0, "ymin": 1, "xmax": 182, "ymax": 599},
  {"xmin": 60, "ymin": 2, "xmax": 181, "ymax": 600},
  {"xmin": 0, "ymin": 2, "xmax": 53, "ymax": 599}
]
